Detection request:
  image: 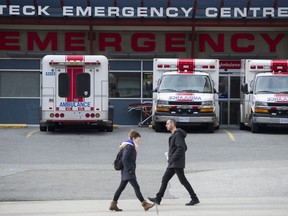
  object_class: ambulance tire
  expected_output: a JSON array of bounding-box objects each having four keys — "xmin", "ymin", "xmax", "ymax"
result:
[
  {"xmin": 239, "ymin": 122, "xmax": 246, "ymax": 130},
  {"xmin": 251, "ymin": 122, "xmax": 260, "ymax": 133},
  {"xmin": 106, "ymin": 125, "xmax": 113, "ymax": 132},
  {"xmin": 40, "ymin": 125, "xmax": 47, "ymax": 132},
  {"xmin": 154, "ymin": 122, "xmax": 163, "ymax": 132},
  {"xmin": 47, "ymin": 126, "xmax": 55, "ymax": 132},
  {"xmin": 207, "ymin": 123, "xmax": 215, "ymax": 133}
]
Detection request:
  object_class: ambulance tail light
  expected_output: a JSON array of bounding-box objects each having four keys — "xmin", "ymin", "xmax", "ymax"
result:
[
  {"xmin": 91, "ymin": 113, "xmax": 95, "ymax": 118},
  {"xmin": 85, "ymin": 113, "xmax": 90, "ymax": 118},
  {"xmin": 49, "ymin": 113, "xmax": 65, "ymax": 118}
]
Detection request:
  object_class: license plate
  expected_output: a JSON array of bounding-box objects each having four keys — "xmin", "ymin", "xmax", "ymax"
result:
[
  {"xmin": 74, "ymin": 112, "xmax": 84, "ymax": 119},
  {"xmin": 280, "ymin": 118, "xmax": 288, "ymax": 124},
  {"xmin": 179, "ymin": 117, "xmax": 189, "ymax": 122}
]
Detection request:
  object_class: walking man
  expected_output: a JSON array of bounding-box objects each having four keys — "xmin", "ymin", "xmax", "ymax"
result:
[{"xmin": 149, "ymin": 119, "xmax": 200, "ymax": 206}]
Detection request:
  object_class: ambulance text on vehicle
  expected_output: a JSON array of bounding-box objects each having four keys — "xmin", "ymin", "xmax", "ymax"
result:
[
  {"xmin": 240, "ymin": 59, "xmax": 288, "ymax": 133},
  {"xmin": 152, "ymin": 58, "xmax": 220, "ymax": 132},
  {"xmin": 40, "ymin": 55, "xmax": 113, "ymax": 132}
]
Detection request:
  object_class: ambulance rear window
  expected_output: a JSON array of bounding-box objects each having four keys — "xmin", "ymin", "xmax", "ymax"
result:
[
  {"xmin": 77, "ymin": 73, "xmax": 90, "ymax": 97},
  {"xmin": 58, "ymin": 73, "xmax": 70, "ymax": 97}
]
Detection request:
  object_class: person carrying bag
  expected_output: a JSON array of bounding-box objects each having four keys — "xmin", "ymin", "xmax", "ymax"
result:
[{"xmin": 110, "ymin": 130, "xmax": 155, "ymax": 212}]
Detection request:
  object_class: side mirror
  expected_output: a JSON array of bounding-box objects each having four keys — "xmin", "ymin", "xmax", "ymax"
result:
[
  {"xmin": 241, "ymin": 83, "xmax": 248, "ymax": 94},
  {"xmin": 153, "ymin": 88, "xmax": 158, "ymax": 93},
  {"xmin": 214, "ymin": 88, "xmax": 217, "ymax": 93}
]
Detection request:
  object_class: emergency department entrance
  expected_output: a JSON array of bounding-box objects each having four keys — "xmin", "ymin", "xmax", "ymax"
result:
[
  {"xmin": 219, "ymin": 74, "xmax": 240, "ymax": 125},
  {"xmin": 1, "ymin": 0, "xmax": 288, "ymax": 125}
]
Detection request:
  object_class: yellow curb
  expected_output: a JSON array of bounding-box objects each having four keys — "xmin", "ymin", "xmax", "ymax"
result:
[
  {"xmin": 113, "ymin": 124, "xmax": 119, "ymax": 129},
  {"xmin": 0, "ymin": 124, "xmax": 28, "ymax": 128}
]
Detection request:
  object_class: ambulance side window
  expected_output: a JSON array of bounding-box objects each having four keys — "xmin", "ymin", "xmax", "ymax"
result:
[
  {"xmin": 77, "ymin": 73, "xmax": 90, "ymax": 97},
  {"xmin": 58, "ymin": 73, "xmax": 70, "ymax": 97}
]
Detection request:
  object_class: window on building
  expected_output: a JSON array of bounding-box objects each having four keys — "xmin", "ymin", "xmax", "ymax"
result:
[
  {"xmin": 109, "ymin": 72, "xmax": 141, "ymax": 98},
  {"xmin": 0, "ymin": 71, "xmax": 40, "ymax": 97},
  {"xmin": 143, "ymin": 72, "xmax": 153, "ymax": 98}
]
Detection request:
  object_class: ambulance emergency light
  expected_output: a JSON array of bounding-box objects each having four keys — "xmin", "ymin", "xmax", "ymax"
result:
[
  {"xmin": 49, "ymin": 60, "xmax": 101, "ymax": 66},
  {"xmin": 249, "ymin": 60, "xmax": 288, "ymax": 74},
  {"xmin": 156, "ymin": 59, "xmax": 217, "ymax": 73}
]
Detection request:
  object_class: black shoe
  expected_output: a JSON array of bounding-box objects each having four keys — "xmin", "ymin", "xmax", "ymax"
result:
[
  {"xmin": 185, "ymin": 198, "xmax": 200, "ymax": 206},
  {"xmin": 148, "ymin": 197, "xmax": 161, "ymax": 205}
]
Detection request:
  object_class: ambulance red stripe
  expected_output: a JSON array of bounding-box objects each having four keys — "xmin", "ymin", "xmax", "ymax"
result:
[{"xmin": 66, "ymin": 55, "xmax": 84, "ymax": 103}]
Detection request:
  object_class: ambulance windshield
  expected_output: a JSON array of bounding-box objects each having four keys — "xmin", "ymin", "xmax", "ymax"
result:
[
  {"xmin": 255, "ymin": 76, "xmax": 288, "ymax": 94},
  {"xmin": 159, "ymin": 75, "xmax": 212, "ymax": 93}
]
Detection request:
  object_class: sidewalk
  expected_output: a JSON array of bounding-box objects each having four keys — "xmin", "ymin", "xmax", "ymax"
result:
[{"xmin": 1, "ymin": 198, "xmax": 288, "ymax": 216}]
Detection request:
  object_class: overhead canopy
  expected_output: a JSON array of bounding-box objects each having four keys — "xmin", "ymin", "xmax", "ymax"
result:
[{"xmin": 0, "ymin": 0, "xmax": 287, "ymax": 26}]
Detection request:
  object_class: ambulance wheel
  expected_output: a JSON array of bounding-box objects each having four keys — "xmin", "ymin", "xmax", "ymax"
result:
[
  {"xmin": 106, "ymin": 125, "xmax": 113, "ymax": 132},
  {"xmin": 47, "ymin": 126, "xmax": 55, "ymax": 132},
  {"xmin": 40, "ymin": 125, "xmax": 47, "ymax": 132},
  {"xmin": 251, "ymin": 123, "xmax": 260, "ymax": 133},
  {"xmin": 239, "ymin": 122, "xmax": 246, "ymax": 130},
  {"xmin": 207, "ymin": 123, "xmax": 215, "ymax": 133},
  {"xmin": 154, "ymin": 122, "xmax": 163, "ymax": 132}
]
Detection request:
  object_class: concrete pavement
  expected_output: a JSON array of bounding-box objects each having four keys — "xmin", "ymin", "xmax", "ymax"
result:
[{"xmin": 1, "ymin": 198, "xmax": 288, "ymax": 216}]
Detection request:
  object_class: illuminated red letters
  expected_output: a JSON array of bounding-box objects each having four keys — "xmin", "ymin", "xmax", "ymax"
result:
[
  {"xmin": 99, "ymin": 33, "xmax": 121, "ymax": 51},
  {"xmin": 166, "ymin": 33, "xmax": 186, "ymax": 52},
  {"xmin": 231, "ymin": 34, "xmax": 254, "ymax": 52},
  {"xmin": 27, "ymin": 32, "xmax": 57, "ymax": 51},
  {"xmin": 0, "ymin": 32, "xmax": 20, "ymax": 50},
  {"xmin": 65, "ymin": 32, "xmax": 85, "ymax": 51},
  {"xmin": 0, "ymin": 31, "xmax": 286, "ymax": 54},
  {"xmin": 261, "ymin": 33, "xmax": 285, "ymax": 52},
  {"xmin": 199, "ymin": 34, "xmax": 224, "ymax": 52},
  {"xmin": 131, "ymin": 33, "xmax": 155, "ymax": 52}
]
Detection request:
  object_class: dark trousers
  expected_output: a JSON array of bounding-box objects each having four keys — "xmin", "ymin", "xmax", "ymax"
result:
[
  {"xmin": 113, "ymin": 179, "xmax": 145, "ymax": 202},
  {"xmin": 156, "ymin": 168, "xmax": 197, "ymax": 199}
]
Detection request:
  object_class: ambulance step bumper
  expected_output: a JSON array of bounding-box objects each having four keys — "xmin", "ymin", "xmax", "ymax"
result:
[
  {"xmin": 154, "ymin": 114, "xmax": 216, "ymax": 124},
  {"xmin": 253, "ymin": 116, "xmax": 288, "ymax": 124}
]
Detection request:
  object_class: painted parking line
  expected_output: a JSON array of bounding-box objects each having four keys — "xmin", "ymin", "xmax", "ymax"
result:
[
  {"xmin": 223, "ymin": 129, "xmax": 236, "ymax": 142},
  {"xmin": 26, "ymin": 129, "xmax": 39, "ymax": 138}
]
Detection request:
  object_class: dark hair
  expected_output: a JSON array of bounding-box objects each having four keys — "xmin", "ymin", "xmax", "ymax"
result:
[
  {"xmin": 168, "ymin": 119, "xmax": 177, "ymax": 126},
  {"xmin": 128, "ymin": 129, "xmax": 141, "ymax": 139}
]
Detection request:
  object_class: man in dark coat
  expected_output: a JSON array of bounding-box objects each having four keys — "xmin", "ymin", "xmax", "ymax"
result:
[{"xmin": 149, "ymin": 119, "xmax": 200, "ymax": 206}]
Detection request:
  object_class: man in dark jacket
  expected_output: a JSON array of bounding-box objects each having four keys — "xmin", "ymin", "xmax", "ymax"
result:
[{"xmin": 149, "ymin": 119, "xmax": 200, "ymax": 206}]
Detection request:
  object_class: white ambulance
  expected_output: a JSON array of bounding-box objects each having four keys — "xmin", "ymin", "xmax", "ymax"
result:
[
  {"xmin": 152, "ymin": 58, "xmax": 220, "ymax": 132},
  {"xmin": 240, "ymin": 59, "xmax": 288, "ymax": 133},
  {"xmin": 40, "ymin": 55, "xmax": 113, "ymax": 132}
]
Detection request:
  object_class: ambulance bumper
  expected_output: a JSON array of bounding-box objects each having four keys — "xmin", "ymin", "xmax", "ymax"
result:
[
  {"xmin": 253, "ymin": 115, "xmax": 288, "ymax": 124},
  {"xmin": 153, "ymin": 113, "xmax": 216, "ymax": 124}
]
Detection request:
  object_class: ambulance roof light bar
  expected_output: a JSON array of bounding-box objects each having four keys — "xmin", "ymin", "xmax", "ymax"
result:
[
  {"xmin": 249, "ymin": 60, "xmax": 288, "ymax": 74},
  {"xmin": 49, "ymin": 60, "xmax": 100, "ymax": 66},
  {"xmin": 157, "ymin": 60, "xmax": 216, "ymax": 73}
]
